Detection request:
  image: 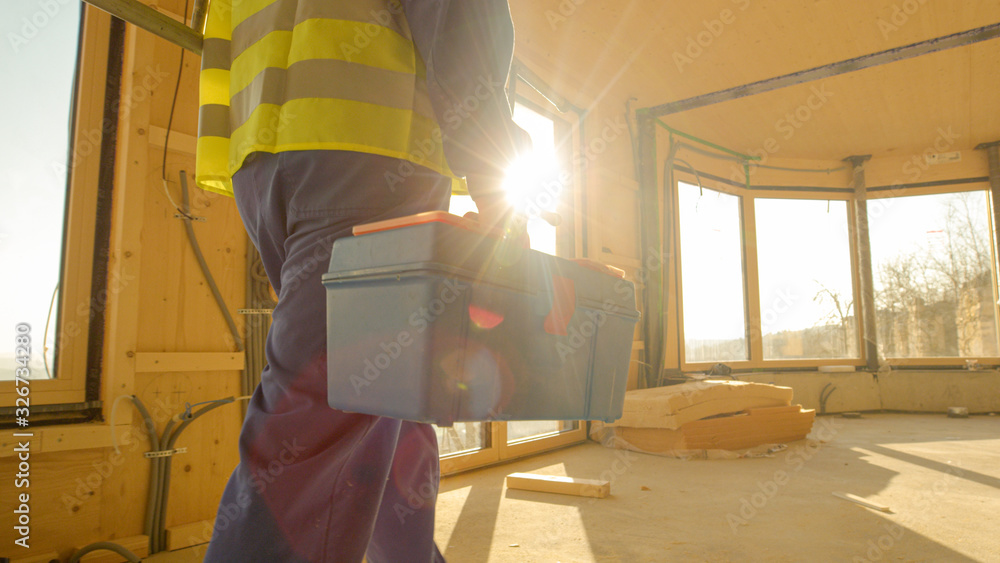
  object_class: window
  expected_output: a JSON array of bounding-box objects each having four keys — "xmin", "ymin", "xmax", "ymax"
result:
[
  {"xmin": 677, "ymin": 182, "xmax": 748, "ymax": 363},
  {"xmin": 1, "ymin": 1, "xmax": 82, "ymax": 382},
  {"xmin": 755, "ymin": 198, "xmax": 858, "ymax": 359},
  {"xmin": 869, "ymin": 190, "xmax": 999, "ymax": 359},
  {"xmin": 1, "ymin": 6, "xmax": 115, "ymax": 411},
  {"xmin": 449, "ymin": 102, "xmax": 564, "ymax": 257}
]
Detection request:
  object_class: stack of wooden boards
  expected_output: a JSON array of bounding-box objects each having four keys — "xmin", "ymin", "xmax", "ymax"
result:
[{"xmin": 594, "ymin": 380, "xmax": 815, "ymax": 455}]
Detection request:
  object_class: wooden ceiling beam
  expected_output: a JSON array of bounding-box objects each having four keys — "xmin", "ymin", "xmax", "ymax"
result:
[{"xmin": 647, "ymin": 22, "xmax": 1000, "ymax": 118}]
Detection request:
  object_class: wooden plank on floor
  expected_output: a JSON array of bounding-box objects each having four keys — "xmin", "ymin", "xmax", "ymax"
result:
[
  {"xmin": 506, "ymin": 472, "xmax": 610, "ymax": 498},
  {"xmin": 166, "ymin": 520, "xmax": 214, "ymax": 551}
]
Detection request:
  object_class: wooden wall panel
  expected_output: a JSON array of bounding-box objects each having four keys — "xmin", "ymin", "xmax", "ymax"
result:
[{"xmin": 0, "ymin": 2, "xmax": 246, "ymax": 559}]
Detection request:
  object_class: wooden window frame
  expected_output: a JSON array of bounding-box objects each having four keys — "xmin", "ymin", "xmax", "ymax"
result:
[
  {"xmin": 672, "ymin": 169, "xmax": 866, "ymax": 372},
  {"xmin": 0, "ymin": 8, "xmax": 119, "ymax": 413},
  {"xmin": 867, "ymin": 182, "xmax": 1000, "ymax": 367}
]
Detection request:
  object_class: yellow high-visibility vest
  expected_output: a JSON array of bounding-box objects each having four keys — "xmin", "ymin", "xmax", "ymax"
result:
[{"xmin": 195, "ymin": 0, "xmax": 461, "ymax": 197}]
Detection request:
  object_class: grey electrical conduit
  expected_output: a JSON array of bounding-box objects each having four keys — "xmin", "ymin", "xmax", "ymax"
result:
[
  {"xmin": 70, "ymin": 398, "xmax": 155, "ymax": 563},
  {"xmin": 154, "ymin": 397, "xmax": 235, "ymax": 552},
  {"xmin": 108, "ymin": 395, "xmax": 243, "ymax": 555},
  {"xmin": 179, "ymin": 170, "xmax": 244, "ymax": 352},
  {"xmin": 68, "ymin": 541, "xmax": 141, "ymax": 563}
]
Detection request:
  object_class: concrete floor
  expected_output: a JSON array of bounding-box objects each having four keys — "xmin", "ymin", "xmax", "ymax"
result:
[{"xmin": 154, "ymin": 414, "xmax": 999, "ymax": 562}]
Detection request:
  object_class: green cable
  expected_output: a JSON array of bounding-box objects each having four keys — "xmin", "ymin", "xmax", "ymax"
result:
[{"xmin": 654, "ymin": 118, "xmax": 760, "ymax": 162}]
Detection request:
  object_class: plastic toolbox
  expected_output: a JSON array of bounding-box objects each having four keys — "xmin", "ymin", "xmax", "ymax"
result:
[{"xmin": 322, "ymin": 211, "xmax": 639, "ymax": 426}]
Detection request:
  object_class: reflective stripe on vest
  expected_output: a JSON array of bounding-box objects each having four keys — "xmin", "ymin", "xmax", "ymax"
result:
[{"xmin": 195, "ymin": 0, "xmax": 461, "ymax": 197}]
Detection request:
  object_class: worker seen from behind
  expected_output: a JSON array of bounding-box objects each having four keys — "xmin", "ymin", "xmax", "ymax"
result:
[{"xmin": 195, "ymin": 0, "xmax": 529, "ymax": 560}]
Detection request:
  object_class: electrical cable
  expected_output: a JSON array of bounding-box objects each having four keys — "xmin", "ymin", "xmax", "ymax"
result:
[
  {"xmin": 154, "ymin": 397, "xmax": 234, "ymax": 552},
  {"xmin": 42, "ymin": 282, "xmax": 58, "ymax": 378},
  {"xmin": 130, "ymin": 395, "xmax": 160, "ymax": 555},
  {"xmin": 68, "ymin": 541, "xmax": 141, "ymax": 563},
  {"xmin": 160, "ymin": 0, "xmax": 195, "ymax": 221},
  {"xmin": 180, "ymin": 170, "xmax": 245, "ymax": 351},
  {"xmin": 151, "ymin": 0, "xmax": 243, "ymax": 353},
  {"xmin": 819, "ymin": 384, "xmax": 837, "ymax": 415},
  {"xmin": 673, "ymin": 158, "xmax": 705, "ymax": 196}
]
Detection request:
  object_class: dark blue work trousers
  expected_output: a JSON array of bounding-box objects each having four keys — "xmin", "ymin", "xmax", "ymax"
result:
[{"xmin": 204, "ymin": 150, "xmax": 451, "ymax": 563}]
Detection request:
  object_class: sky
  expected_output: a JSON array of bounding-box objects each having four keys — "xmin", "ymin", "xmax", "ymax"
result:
[{"xmin": 0, "ymin": 1, "xmax": 81, "ymax": 379}]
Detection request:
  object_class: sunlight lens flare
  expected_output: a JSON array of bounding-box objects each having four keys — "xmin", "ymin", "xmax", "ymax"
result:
[{"xmin": 503, "ymin": 150, "xmax": 558, "ymax": 214}]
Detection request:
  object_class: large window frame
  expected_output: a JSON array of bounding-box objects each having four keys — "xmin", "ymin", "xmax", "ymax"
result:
[
  {"xmin": 672, "ymin": 169, "xmax": 867, "ymax": 372},
  {"xmin": 671, "ymin": 165, "xmax": 1000, "ymax": 371},
  {"xmin": 866, "ymin": 182, "xmax": 1000, "ymax": 367},
  {"xmin": 0, "ymin": 7, "xmax": 118, "ymax": 413}
]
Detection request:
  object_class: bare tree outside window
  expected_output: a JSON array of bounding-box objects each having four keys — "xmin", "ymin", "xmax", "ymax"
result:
[{"xmin": 870, "ymin": 191, "xmax": 999, "ymax": 359}]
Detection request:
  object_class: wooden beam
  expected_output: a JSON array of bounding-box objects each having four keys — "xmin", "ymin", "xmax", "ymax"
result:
[
  {"xmin": 505, "ymin": 472, "xmax": 610, "ymax": 498},
  {"xmin": 134, "ymin": 352, "xmax": 245, "ymax": 373},
  {"xmin": 83, "ymin": 0, "xmax": 202, "ymax": 54},
  {"xmin": 0, "ymin": 424, "xmax": 133, "ymax": 457},
  {"xmin": 166, "ymin": 520, "xmax": 214, "ymax": 551},
  {"xmin": 636, "ymin": 110, "xmax": 663, "ymax": 388},
  {"xmin": 647, "ymin": 22, "xmax": 1000, "ymax": 117},
  {"xmin": 846, "ymin": 155, "xmax": 879, "ymax": 371},
  {"xmin": 148, "ymin": 125, "xmax": 197, "ymax": 154}
]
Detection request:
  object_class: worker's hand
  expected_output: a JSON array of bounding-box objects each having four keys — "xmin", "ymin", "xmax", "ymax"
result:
[{"xmin": 466, "ymin": 176, "xmax": 511, "ymax": 231}]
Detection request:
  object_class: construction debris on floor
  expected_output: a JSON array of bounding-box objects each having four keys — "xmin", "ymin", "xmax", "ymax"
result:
[{"xmin": 592, "ymin": 380, "xmax": 815, "ymax": 457}]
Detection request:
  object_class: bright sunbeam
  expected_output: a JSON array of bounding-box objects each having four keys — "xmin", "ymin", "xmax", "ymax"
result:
[
  {"xmin": 501, "ymin": 104, "xmax": 562, "ymax": 217},
  {"xmin": 502, "ymin": 151, "xmax": 557, "ymax": 213}
]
